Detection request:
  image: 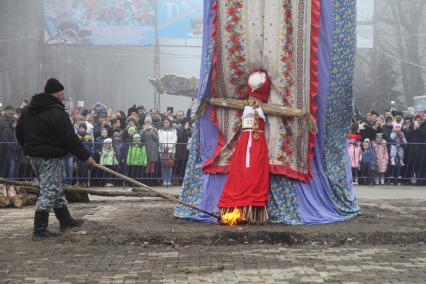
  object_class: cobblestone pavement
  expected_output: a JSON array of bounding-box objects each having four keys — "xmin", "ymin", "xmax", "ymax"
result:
[
  {"xmin": 0, "ymin": 188, "xmax": 425, "ymax": 283},
  {"xmin": 1, "ymin": 243, "xmax": 425, "ymax": 283}
]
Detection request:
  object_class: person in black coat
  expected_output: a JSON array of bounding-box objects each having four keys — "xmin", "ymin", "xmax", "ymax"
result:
[
  {"xmin": 174, "ymin": 122, "xmax": 192, "ymax": 183},
  {"xmin": 407, "ymin": 122, "xmax": 426, "ymax": 185},
  {"xmin": 16, "ymin": 78, "xmax": 95, "ymax": 241},
  {"xmin": 0, "ymin": 105, "xmax": 15, "ymax": 176},
  {"xmin": 0, "ymin": 118, "xmax": 18, "ymax": 178}
]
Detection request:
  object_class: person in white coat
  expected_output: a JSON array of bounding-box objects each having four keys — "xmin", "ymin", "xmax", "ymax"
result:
[{"xmin": 158, "ymin": 118, "xmax": 177, "ymax": 186}]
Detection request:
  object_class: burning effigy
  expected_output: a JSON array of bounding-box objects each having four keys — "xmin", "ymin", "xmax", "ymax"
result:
[{"xmin": 174, "ymin": 0, "xmax": 360, "ymax": 225}]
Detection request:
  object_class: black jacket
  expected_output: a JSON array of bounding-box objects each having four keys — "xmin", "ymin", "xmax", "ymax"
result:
[
  {"xmin": 175, "ymin": 127, "xmax": 192, "ymax": 160},
  {"xmin": 0, "ymin": 115, "xmax": 14, "ymax": 141},
  {"xmin": 16, "ymin": 93, "xmax": 90, "ymax": 161}
]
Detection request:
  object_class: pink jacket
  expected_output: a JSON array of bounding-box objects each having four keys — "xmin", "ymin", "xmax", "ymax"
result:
[
  {"xmin": 348, "ymin": 142, "xmax": 362, "ymax": 168},
  {"xmin": 373, "ymin": 140, "xmax": 389, "ymax": 173}
]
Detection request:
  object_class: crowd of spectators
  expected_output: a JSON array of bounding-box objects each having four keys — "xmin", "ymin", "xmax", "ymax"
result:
[
  {"xmin": 348, "ymin": 110, "xmax": 426, "ymax": 186},
  {"xmin": 2, "ymin": 99, "xmax": 426, "ymax": 188},
  {"xmin": 0, "ymin": 100, "xmax": 195, "ymax": 186}
]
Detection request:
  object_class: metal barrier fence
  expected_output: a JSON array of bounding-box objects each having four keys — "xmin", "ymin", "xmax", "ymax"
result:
[
  {"xmin": 348, "ymin": 141, "xmax": 426, "ymax": 186},
  {"xmin": 0, "ymin": 142, "xmax": 191, "ymax": 187},
  {"xmin": 0, "ymin": 141, "xmax": 425, "ymax": 186}
]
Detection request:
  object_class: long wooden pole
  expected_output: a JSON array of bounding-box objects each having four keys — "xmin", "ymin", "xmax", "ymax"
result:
[
  {"xmin": 0, "ymin": 166, "xmax": 219, "ymax": 219},
  {"xmin": 92, "ymin": 163, "xmax": 219, "ymax": 219}
]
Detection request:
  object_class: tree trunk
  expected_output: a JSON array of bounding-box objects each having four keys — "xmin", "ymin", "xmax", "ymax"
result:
[
  {"xmin": 0, "ymin": 184, "xmax": 10, "ymax": 207},
  {"xmin": 0, "ymin": 178, "xmax": 178, "ymax": 199},
  {"xmin": 391, "ymin": 3, "xmax": 410, "ymax": 100}
]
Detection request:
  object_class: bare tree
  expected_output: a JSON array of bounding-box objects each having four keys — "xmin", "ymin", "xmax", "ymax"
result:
[{"xmin": 376, "ymin": 0, "xmax": 426, "ymax": 107}]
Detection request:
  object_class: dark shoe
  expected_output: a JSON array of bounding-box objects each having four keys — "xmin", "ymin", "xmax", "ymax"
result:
[
  {"xmin": 54, "ymin": 206, "xmax": 85, "ymax": 232},
  {"xmin": 32, "ymin": 210, "xmax": 59, "ymax": 241}
]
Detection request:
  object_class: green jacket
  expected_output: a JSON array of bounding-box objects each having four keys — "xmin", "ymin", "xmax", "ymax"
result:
[
  {"xmin": 127, "ymin": 144, "xmax": 147, "ymax": 166},
  {"xmin": 100, "ymin": 148, "xmax": 118, "ymax": 166}
]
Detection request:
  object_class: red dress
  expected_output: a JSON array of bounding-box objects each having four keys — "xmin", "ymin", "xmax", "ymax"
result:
[{"xmin": 217, "ymin": 118, "xmax": 270, "ymax": 208}]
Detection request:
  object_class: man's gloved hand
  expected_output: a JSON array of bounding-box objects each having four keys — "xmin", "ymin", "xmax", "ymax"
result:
[{"xmin": 84, "ymin": 157, "xmax": 96, "ymax": 166}]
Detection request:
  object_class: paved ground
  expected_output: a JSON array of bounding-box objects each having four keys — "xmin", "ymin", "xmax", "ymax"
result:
[
  {"xmin": 0, "ymin": 185, "xmax": 425, "ymax": 283},
  {"xmin": 1, "ymin": 243, "xmax": 425, "ymax": 283},
  {"xmin": 355, "ymin": 185, "xmax": 426, "ymax": 200}
]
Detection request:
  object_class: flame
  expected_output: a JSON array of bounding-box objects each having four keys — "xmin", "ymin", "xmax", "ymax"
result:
[{"xmin": 220, "ymin": 208, "xmax": 243, "ymax": 225}]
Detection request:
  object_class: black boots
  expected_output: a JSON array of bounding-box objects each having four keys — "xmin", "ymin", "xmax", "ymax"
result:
[
  {"xmin": 32, "ymin": 207, "xmax": 85, "ymax": 241},
  {"xmin": 54, "ymin": 206, "xmax": 85, "ymax": 232},
  {"xmin": 32, "ymin": 211, "xmax": 59, "ymax": 241}
]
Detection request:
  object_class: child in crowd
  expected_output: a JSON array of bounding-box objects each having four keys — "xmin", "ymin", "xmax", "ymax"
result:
[
  {"xmin": 126, "ymin": 133, "xmax": 147, "ymax": 180},
  {"xmin": 123, "ymin": 126, "xmax": 137, "ymax": 143},
  {"xmin": 390, "ymin": 123, "xmax": 407, "ymax": 166},
  {"xmin": 77, "ymin": 133, "xmax": 95, "ymax": 186},
  {"xmin": 359, "ymin": 139, "xmax": 377, "ymax": 186},
  {"xmin": 112, "ymin": 131, "xmax": 126, "ymax": 180},
  {"xmin": 77, "ymin": 123, "xmax": 88, "ymax": 139},
  {"xmin": 96, "ymin": 127, "xmax": 110, "ymax": 154},
  {"xmin": 373, "ymin": 133, "xmax": 388, "ymax": 185},
  {"xmin": 100, "ymin": 138, "xmax": 118, "ymax": 187},
  {"xmin": 348, "ymin": 134, "xmax": 362, "ymax": 184},
  {"xmin": 414, "ymin": 113, "xmax": 424, "ymax": 130}
]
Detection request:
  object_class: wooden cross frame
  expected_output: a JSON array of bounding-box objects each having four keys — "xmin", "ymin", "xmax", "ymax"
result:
[{"xmin": 207, "ymin": 97, "xmax": 317, "ymax": 133}]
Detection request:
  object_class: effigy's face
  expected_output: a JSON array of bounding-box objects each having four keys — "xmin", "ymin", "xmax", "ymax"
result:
[{"xmin": 248, "ymin": 71, "xmax": 267, "ymax": 91}]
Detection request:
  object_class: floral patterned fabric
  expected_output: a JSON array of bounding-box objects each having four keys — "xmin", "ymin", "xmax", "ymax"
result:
[
  {"xmin": 174, "ymin": 0, "xmax": 216, "ymax": 219},
  {"xmin": 267, "ymin": 175, "xmax": 302, "ymax": 224},
  {"xmin": 203, "ymin": 0, "xmax": 319, "ymax": 182},
  {"xmin": 323, "ymin": 0, "xmax": 359, "ymax": 216},
  {"xmin": 173, "ymin": 117, "xmax": 204, "ymax": 219}
]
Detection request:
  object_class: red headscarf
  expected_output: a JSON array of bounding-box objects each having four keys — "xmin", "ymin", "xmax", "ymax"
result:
[
  {"xmin": 247, "ymin": 71, "xmax": 271, "ymax": 103},
  {"xmin": 348, "ymin": 133, "xmax": 361, "ymax": 141}
]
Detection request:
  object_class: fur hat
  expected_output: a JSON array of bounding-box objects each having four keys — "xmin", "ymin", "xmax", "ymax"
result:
[
  {"xmin": 103, "ymin": 138, "xmax": 112, "ymax": 144},
  {"xmin": 44, "ymin": 78, "xmax": 64, "ymax": 94}
]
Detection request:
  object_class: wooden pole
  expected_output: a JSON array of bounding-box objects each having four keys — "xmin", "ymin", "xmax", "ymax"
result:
[
  {"xmin": 208, "ymin": 98, "xmax": 317, "ymax": 132},
  {"xmin": 92, "ymin": 163, "xmax": 219, "ymax": 219},
  {"xmin": 0, "ymin": 167, "xmax": 219, "ymax": 220},
  {"xmin": 19, "ymin": 186, "xmax": 177, "ymax": 199}
]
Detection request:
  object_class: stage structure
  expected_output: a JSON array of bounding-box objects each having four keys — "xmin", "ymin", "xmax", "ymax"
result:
[{"xmin": 174, "ymin": 0, "xmax": 359, "ymax": 224}]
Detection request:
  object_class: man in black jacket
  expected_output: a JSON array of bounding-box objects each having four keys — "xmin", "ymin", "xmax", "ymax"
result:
[{"xmin": 16, "ymin": 78, "xmax": 95, "ymax": 241}]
